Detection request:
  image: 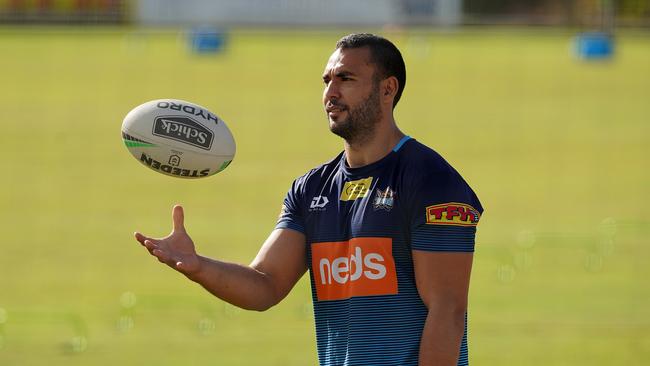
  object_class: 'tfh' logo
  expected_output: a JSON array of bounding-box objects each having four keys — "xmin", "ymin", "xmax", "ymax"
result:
[
  {"xmin": 153, "ymin": 116, "xmax": 214, "ymax": 150},
  {"xmin": 426, "ymin": 202, "xmax": 481, "ymax": 227},
  {"xmin": 311, "ymin": 237, "xmax": 398, "ymax": 301}
]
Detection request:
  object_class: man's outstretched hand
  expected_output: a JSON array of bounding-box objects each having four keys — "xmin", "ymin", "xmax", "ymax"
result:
[{"xmin": 134, "ymin": 205, "xmax": 202, "ymax": 276}]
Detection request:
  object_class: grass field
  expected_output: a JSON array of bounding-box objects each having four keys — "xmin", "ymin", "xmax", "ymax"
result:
[{"xmin": 0, "ymin": 26, "xmax": 649, "ymax": 365}]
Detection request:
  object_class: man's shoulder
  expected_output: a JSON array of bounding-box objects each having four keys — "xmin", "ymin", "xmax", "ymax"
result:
[
  {"xmin": 398, "ymin": 138, "xmax": 455, "ymax": 175},
  {"xmin": 401, "ymin": 138, "xmax": 483, "ymax": 214},
  {"xmin": 291, "ymin": 151, "xmax": 344, "ymax": 188}
]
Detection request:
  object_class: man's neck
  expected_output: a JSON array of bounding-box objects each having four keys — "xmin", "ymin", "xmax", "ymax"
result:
[{"xmin": 344, "ymin": 123, "xmax": 405, "ymax": 168}]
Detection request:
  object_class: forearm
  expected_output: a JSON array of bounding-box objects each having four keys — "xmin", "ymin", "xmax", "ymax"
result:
[
  {"xmin": 135, "ymin": 211, "xmax": 305, "ymax": 311},
  {"xmin": 186, "ymin": 255, "xmax": 278, "ymax": 311},
  {"xmin": 418, "ymin": 305, "xmax": 466, "ymax": 366}
]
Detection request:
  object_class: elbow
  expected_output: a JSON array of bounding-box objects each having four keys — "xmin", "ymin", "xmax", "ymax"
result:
[
  {"xmin": 426, "ymin": 300, "xmax": 467, "ymax": 335},
  {"xmin": 451, "ymin": 301, "xmax": 468, "ymax": 318},
  {"xmin": 235, "ymin": 300, "xmax": 273, "ymax": 312},
  {"xmin": 246, "ymin": 299, "xmax": 277, "ymax": 312},
  {"xmin": 243, "ymin": 305, "xmax": 269, "ymax": 312},
  {"xmin": 451, "ymin": 305, "xmax": 467, "ymax": 329},
  {"xmin": 253, "ymin": 305, "xmax": 271, "ymax": 312},
  {"xmin": 249, "ymin": 272, "xmax": 286, "ymax": 312},
  {"xmin": 441, "ymin": 304, "xmax": 467, "ymax": 327},
  {"xmin": 241, "ymin": 286, "xmax": 282, "ymax": 312},
  {"xmin": 424, "ymin": 297, "xmax": 468, "ymax": 321}
]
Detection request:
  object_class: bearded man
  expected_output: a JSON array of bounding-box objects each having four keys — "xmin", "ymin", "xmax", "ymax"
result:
[{"xmin": 135, "ymin": 33, "xmax": 483, "ymax": 366}]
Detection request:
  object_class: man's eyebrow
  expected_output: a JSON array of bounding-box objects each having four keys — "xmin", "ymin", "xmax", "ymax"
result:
[
  {"xmin": 322, "ymin": 70, "xmax": 355, "ymax": 80},
  {"xmin": 335, "ymin": 71, "xmax": 355, "ymax": 78}
]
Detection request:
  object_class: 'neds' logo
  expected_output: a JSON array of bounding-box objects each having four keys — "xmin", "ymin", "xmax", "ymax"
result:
[
  {"xmin": 153, "ymin": 116, "xmax": 214, "ymax": 150},
  {"xmin": 311, "ymin": 237, "xmax": 397, "ymax": 301}
]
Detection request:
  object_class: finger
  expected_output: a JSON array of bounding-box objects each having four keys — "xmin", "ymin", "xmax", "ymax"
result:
[
  {"xmin": 152, "ymin": 248, "xmax": 169, "ymax": 263},
  {"xmin": 135, "ymin": 232, "xmax": 159, "ymax": 246},
  {"xmin": 172, "ymin": 204, "xmax": 186, "ymax": 233},
  {"xmin": 144, "ymin": 240, "xmax": 159, "ymax": 252},
  {"xmin": 134, "ymin": 232, "xmax": 148, "ymax": 245}
]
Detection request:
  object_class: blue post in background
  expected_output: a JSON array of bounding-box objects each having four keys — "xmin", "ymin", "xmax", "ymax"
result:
[
  {"xmin": 188, "ymin": 27, "xmax": 228, "ymax": 54},
  {"xmin": 574, "ymin": 32, "xmax": 614, "ymax": 61},
  {"xmin": 573, "ymin": 0, "xmax": 615, "ymax": 61}
]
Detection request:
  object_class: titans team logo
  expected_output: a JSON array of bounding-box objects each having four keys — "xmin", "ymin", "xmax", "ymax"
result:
[{"xmin": 373, "ymin": 186, "xmax": 395, "ymax": 211}]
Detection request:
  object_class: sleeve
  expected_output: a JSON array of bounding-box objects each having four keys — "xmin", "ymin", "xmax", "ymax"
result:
[
  {"xmin": 409, "ymin": 170, "xmax": 483, "ymax": 253},
  {"xmin": 275, "ymin": 177, "xmax": 306, "ymax": 234}
]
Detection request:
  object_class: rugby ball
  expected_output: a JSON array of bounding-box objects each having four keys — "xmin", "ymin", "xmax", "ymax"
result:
[{"xmin": 121, "ymin": 99, "xmax": 235, "ymax": 179}]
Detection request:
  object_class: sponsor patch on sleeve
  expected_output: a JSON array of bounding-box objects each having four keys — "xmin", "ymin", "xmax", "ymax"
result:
[{"xmin": 426, "ymin": 202, "xmax": 480, "ymax": 227}]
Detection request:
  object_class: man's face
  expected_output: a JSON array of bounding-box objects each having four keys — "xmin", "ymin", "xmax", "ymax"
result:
[{"xmin": 322, "ymin": 47, "xmax": 382, "ymax": 144}]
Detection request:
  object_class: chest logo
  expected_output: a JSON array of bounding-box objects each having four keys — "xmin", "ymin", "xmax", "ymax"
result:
[
  {"xmin": 311, "ymin": 237, "xmax": 398, "ymax": 301},
  {"xmin": 340, "ymin": 177, "xmax": 373, "ymax": 201},
  {"xmin": 426, "ymin": 202, "xmax": 480, "ymax": 227},
  {"xmin": 373, "ymin": 186, "xmax": 395, "ymax": 211},
  {"xmin": 309, "ymin": 196, "xmax": 329, "ymax": 211}
]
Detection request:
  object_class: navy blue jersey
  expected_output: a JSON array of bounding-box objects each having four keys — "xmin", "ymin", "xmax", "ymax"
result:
[{"xmin": 276, "ymin": 137, "xmax": 482, "ymax": 366}]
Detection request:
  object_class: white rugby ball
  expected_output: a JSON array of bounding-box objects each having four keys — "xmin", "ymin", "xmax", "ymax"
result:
[{"xmin": 121, "ymin": 99, "xmax": 235, "ymax": 179}]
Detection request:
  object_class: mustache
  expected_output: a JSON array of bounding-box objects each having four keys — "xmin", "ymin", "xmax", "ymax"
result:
[{"xmin": 326, "ymin": 100, "xmax": 347, "ymax": 110}]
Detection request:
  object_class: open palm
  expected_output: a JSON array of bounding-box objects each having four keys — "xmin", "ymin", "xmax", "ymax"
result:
[{"xmin": 134, "ymin": 205, "xmax": 201, "ymax": 275}]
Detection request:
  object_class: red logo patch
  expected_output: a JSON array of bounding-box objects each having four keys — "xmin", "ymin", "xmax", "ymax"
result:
[{"xmin": 426, "ymin": 202, "xmax": 480, "ymax": 227}]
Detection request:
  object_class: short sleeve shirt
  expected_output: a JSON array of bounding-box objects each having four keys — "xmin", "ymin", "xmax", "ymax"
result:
[{"xmin": 276, "ymin": 137, "xmax": 483, "ymax": 366}]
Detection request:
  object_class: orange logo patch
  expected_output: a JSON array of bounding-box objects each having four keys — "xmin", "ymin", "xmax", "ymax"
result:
[
  {"xmin": 311, "ymin": 237, "xmax": 398, "ymax": 301},
  {"xmin": 426, "ymin": 202, "xmax": 480, "ymax": 227}
]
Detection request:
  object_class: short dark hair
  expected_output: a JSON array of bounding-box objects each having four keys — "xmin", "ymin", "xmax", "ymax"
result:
[{"xmin": 335, "ymin": 33, "xmax": 406, "ymax": 108}]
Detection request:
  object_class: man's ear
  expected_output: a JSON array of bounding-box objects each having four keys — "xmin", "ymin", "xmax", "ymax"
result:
[{"xmin": 382, "ymin": 76, "xmax": 399, "ymax": 102}]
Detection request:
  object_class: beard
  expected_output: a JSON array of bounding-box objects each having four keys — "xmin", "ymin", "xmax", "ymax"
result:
[{"xmin": 328, "ymin": 84, "xmax": 382, "ymax": 145}]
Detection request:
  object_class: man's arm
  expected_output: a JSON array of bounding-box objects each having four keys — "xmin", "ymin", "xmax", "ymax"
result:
[
  {"xmin": 413, "ymin": 251, "xmax": 473, "ymax": 366},
  {"xmin": 134, "ymin": 205, "xmax": 307, "ymax": 311}
]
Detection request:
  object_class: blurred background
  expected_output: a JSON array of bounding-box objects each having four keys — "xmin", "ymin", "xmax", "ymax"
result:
[{"xmin": 0, "ymin": 1, "xmax": 648, "ymax": 365}]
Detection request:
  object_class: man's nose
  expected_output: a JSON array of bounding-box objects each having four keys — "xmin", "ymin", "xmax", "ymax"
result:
[{"xmin": 324, "ymin": 80, "xmax": 340, "ymax": 101}]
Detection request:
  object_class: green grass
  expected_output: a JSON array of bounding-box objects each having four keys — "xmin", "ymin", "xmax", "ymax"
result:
[{"xmin": 0, "ymin": 26, "xmax": 648, "ymax": 365}]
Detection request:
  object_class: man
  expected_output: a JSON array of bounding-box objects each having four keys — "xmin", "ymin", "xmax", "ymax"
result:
[{"xmin": 135, "ymin": 33, "xmax": 482, "ymax": 366}]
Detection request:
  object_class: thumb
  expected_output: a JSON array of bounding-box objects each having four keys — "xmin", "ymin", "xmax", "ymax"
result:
[{"xmin": 172, "ymin": 204, "xmax": 186, "ymax": 233}]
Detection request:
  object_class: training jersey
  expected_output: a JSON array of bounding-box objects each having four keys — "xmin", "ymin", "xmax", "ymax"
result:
[{"xmin": 276, "ymin": 136, "xmax": 483, "ymax": 366}]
